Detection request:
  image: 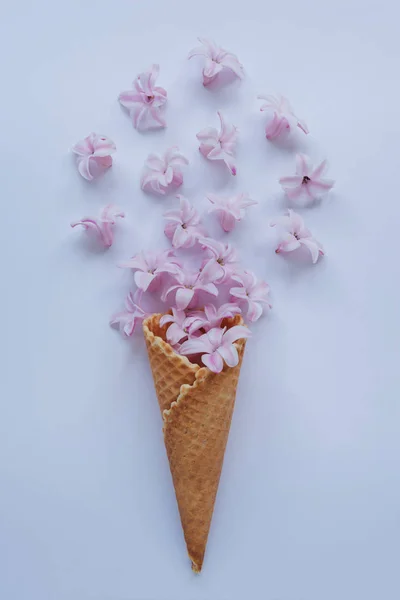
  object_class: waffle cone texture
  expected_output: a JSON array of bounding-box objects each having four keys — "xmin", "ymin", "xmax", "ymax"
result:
[{"xmin": 143, "ymin": 313, "xmax": 247, "ymax": 573}]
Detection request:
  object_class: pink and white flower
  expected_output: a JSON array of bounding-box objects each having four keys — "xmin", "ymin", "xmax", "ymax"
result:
[
  {"xmin": 110, "ymin": 292, "xmax": 147, "ymax": 338},
  {"xmin": 197, "ymin": 111, "xmax": 238, "ymax": 175},
  {"xmin": 207, "ymin": 192, "xmax": 257, "ymax": 232},
  {"xmin": 188, "ymin": 37, "xmax": 244, "ymax": 87},
  {"xmin": 141, "ymin": 147, "xmax": 189, "ymax": 195},
  {"xmin": 186, "ymin": 303, "xmax": 242, "ymax": 334},
  {"xmin": 230, "ymin": 271, "xmax": 271, "ymax": 322},
  {"xmin": 118, "ymin": 64, "xmax": 167, "ymax": 130},
  {"xmin": 119, "ymin": 249, "xmax": 181, "ymax": 292},
  {"xmin": 160, "ymin": 308, "xmax": 191, "ymax": 346},
  {"xmin": 70, "ymin": 204, "xmax": 124, "ymax": 248},
  {"xmin": 270, "ymin": 209, "xmax": 324, "ymax": 264},
  {"xmin": 164, "ymin": 195, "xmax": 205, "ymax": 248},
  {"xmin": 72, "ymin": 133, "xmax": 116, "ymax": 181},
  {"xmin": 279, "ymin": 154, "xmax": 335, "ymax": 202},
  {"xmin": 179, "ymin": 325, "xmax": 251, "ymax": 373},
  {"xmin": 162, "ymin": 260, "xmax": 220, "ymax": 310},
  {"xmin": 199, "ymin": 237, "xmax": 239, "ymax": 282},
  {"xmin": 258, "ymin": 94, "xmax": 308, "ymax": 140}
]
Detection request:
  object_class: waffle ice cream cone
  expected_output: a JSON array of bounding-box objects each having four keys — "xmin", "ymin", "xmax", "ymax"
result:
[{"xmin": 143, "ymin": 313, "xmax": 247, "ymax": 572}]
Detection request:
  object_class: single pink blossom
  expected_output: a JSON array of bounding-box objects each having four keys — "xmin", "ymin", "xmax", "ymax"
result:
[
  {"xmin": 279, "ymin": 154, "xmax": 335, "ymax": 202},
  {"xmin": 197, "ymin": 111, "xmax": 238, "ymax": 175},
  {"xmin": 199, "ymin": 237, "xmax": 239, "ymax": 282},
  {"xmin": 270, "ymin": 209, "xmax": 324, "ymax": 264},
  {"xmin": 186, "ymin": 303, "xmax": 242, "ymax": 334},
  {"xmin": 188, "ymin": 37, "xmax": 244, "ymax": 87},
  {"xmin": 179, "ymin": 325, "xmax": 251, "ymax": 373},
  {"xmin": 71, "ymin": 133, "xmax": 116, "ymax": 181},
  {"xmin": 160, "ymin": 308, "xmax": 191, "ymax": 346},
  {"xmin": 207, "ymin": 192, "xmax": 257, "ymax": 232},
  {"xmin": 141, "ymin": 147, "xmax": 189, "ymax": 195},
  {"xmin": 109, "ymin": 292, "xmax": 147, "ymax": 338},
  {"xmin": 162, "ymin": 260, "xmax": 220, "ymax": 310},
  {"xmin": 258, "ymin": 94, "xmax": 309, "ymax": 140},
  {"xmin": 163, "ymin": 195, "xmax": 205, "ymax": 248},
  {"xmin": 119, "ymin": 249, "xmax": 181, "ymax": 292},
  {"xmin": 230, "ymin": 271, "xmax": 271, "ymax": 322},
  {"xmin": 118, "ymin": 64, "xmax": 167, "ymax": 130},
  {"xmin": 70, "ymin": 204, "xmax": 124, "ymax": 248}
]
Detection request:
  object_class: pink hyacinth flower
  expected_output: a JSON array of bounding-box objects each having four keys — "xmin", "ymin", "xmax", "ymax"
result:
[
  {"xmin": 160, "ymin": 308, "xmax": 192, "ymax": 346},
  {"xmin": 109, "ymin": 292, "xmax": 147, "ymax": 338},
  {"xmin": 197, "ymin": 111, "xmax": 238, "ymax": 175},
  {"xmin": 188, "ymin": 37, "xmax": 244, "ymax": 87},
  {"xmin": 179, "ymin": 325, "xmax": 251, "ymax": 373},
  {"xmin": 163, "ymin": 195, "xmax": 205, "ymax": 249},
  {"xmin": 199, "ymin": 237, "xmax": 239, "ymax": 282},
  {"xmin": 207, "ymin": 192, "xmax": 257, "ymax": 232},
  {"xmin": 118, "ymin": 64, "xmax": 167, "ymax": 130},
  {"xmin": 270, "ymin": 209, "xmax": 324, "ymax": 264},
  {"xmin": 185, "ymin": 303, "xmax": 242, "ymax": 335},
  {"xmin": 230, "ymin": 271, "xmax": 271, "ymax": 322},
  {"xmin": 70, "ymin": 204, "xmax": 124, "ymax": 248},
  {"xmin": 279, "ymin": 154, "xmax": 335, "ymax": 202},
  {"xmin": 141, "ymin": 147, "xmax": 189, "ymax": 196},
  {"xmin": 119, "ymin": 249, "xmax": 181, "ymax": 292},
  {"xmin": 72, "ymin": 133, "xmax": 116, "ymax": 181},
  {"xmin": 258, "ymin": 94, "xmax": 309, "ymax": 140},
  {"xmin": 162, "ymin": 260, "xmax": 220, "ymax": 310}
]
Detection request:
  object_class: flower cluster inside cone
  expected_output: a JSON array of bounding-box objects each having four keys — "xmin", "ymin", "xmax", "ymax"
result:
[{"xmin": 111, "ymin": 195, "xmax": 272, "ymax": 372}]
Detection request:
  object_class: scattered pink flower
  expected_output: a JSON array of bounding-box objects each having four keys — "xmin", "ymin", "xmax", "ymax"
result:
[
  {"xmin": 164, "ymin": 195, "xmax": 205, "ymax": 248},
  {"xmin": 141, "ymin": 147, "xmax": 189, "ymax": 195},
  {"xmin": 162, "ymin": 260, "xmax": 220, "ymax": 310},
  {"xmin": 72, "ymin": 133, "xmax": 116, "ymax": 181},
  {"xmin": 197, "ymin": 111, "xmax": 238, "ymax": 175},
  {"xmin": 199, "ymin": 237, "xmax": 239, "ymax": 282},
  {"xmin": 270, "ymin": 209, "xmax": 324, "ymax": 264},
  {"xmin": 207, "ymin": 192, "xmax": 257, "ymax": 232},
  {"xmin": 279, "ymin": 154, "xmax": 335, "ymax": 202},
  {"xmin": 230, "ymin": 271, "xmax": 271, "ymax": 322},
  {"xmin": 110, "ymin": 292, "xmax": 147, "ymax": 338},
  {"xmin": 118, "ymin": 64, "xmax": 167, "ymax": 130},
  {"xmin": 70, "ymin": 204, "xmax": 124, "ymax": 248},
  {"xmin": 179, "ymin": 325, "xmax": 251, "ymax": 373},
  {"xmin": 186, "ymin": 303, "xmax": 242, "ymax": 334},
  {"xmin": 258, "ymin": 94, "xmax": 308, "ymax": 140},
  {"xmin": 119, "ymin": 249, "xmax": 181, "ymax": 292},
  {"xmin": 160, "ymin": 308, "xmax": 191, "ymax": 346},
  {"xmin": 188, "ymin": 37, "xmax": 244, "ymax": 87}
]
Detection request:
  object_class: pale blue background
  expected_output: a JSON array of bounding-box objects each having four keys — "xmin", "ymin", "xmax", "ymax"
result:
[{"xmin": 1, "ymin": 1, "xmax": 400, "ymax": 599}]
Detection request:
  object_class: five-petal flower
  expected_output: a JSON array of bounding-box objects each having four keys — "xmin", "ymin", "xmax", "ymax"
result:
[
  {"xmin": 197, "ymin": 111, "xmax": 238, "ymax": 175},
  {"xmin": 118, "ymin": 64, "xmax": 167, "ymax": 130},
  {"xmin": 119, "ymin": 249, "xmax": 181, "ymax": 292},
  {"xmin": 199, "ymin": 237, "xmax": 239, "ymax": 282},
  {"xmin": 141, "ymin": 147, "xmax": 189, "ymax": 195},
  {"xmin": 230, "ymin": 271, "xmax": 271, "ymax": 322},
  {"xmin": 207, "ymin": 192, "xmax": 257, "ymax": 232},
  {"xmin": 159, "ymin": 308, "xmax": 192, "ymax": 346},
  {"xmin": 109, "ymin": 292, "xmax": 147, "ymax": 337},
  {"xmin": 164, "ymin": 195, "xmax": 205, "ymax": 248},
  {"xmin": 186, "ymin": 303, "xmax": 242, "ymax": 334},
  {"xmin": 179, "ymin": 325, "xmax": 251, "ymax": 373},
  {"xmin": 70, "ymin": 204, "xmax": 124, "ymax": 247},
  {"xmin": 279, "ymin": 154, "xmax": 335, "ymax": 202},
  {"xmin": 188, "ymin": 38, "xmax": 244, "ymax": 87},
  {"xmin": 270, "ymin": 209, "xmax": 324, "ymax": 263},
  {"xmin": 258, "ymin": 94, "xmax": 309, "ymax": 140},
  {"xmin": 72, "ymin": 133, "xmax": 116, "ymax": 181},
  {"xmin": 162, "ymin": 260, "xmax": 220, "ymax": 310}
]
